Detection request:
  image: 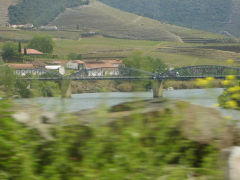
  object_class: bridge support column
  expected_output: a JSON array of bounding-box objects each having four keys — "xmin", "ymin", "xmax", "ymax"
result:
[
  {"xmin": 153, "ymin": 80, "xmax": 164, "ymax": 98},
  {"xmin": 59, "ymin": 80, "xmax": 72, "ymax": 98}
]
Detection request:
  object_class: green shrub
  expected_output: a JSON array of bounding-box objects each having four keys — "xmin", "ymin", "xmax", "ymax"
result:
[
  {"xmin": 1, "ymin": 42, "xmax": 21, "ymax": 62},
  {"xmin": 28, "ymin": 35, "xmax": 54, "ymax": 54}
]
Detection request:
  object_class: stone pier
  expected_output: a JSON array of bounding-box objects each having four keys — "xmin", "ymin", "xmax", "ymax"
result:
[
  {"xmin": 59, "ymin": 79, "xmax": 72, "ymax": 98},
  {"xmin": 153, "ymin": 80, "xmax": 164, "ymax": 98}
]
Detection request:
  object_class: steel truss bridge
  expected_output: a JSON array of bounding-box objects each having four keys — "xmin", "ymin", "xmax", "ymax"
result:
[{"xmin": 22, "ymin": 65, "xmax": 240, "ymax": 81}]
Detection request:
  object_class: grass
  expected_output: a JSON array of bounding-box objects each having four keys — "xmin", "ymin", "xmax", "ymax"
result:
[
  {"xmin": 53, "ymin": 36, "xmax": 240, "ymax": 67},
  {"xmin": 0, "ymin": 27, "xmax": 82, "ymax": 41},
  {"xmin": 0, "ymin": 25, "xmax": 240, "ymax": 68},
  {"xmin": 54, "ymin": 36, "xmax": 160, "ymax": 57},
  {"xmin": 1, "ymin": 33, "xmax": 239, "ymax": 67}
]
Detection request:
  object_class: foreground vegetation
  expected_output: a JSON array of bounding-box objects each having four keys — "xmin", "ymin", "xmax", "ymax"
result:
[
  {"xmin": 1, "ymin": 96, "xmax": 234, "ymax": 179},
  {"xmin": 218, "ymin": 75, "xmax": 240, "ymax": 110}
]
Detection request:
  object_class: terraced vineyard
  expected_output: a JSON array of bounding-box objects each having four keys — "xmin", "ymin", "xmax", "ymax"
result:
[
  {"xmin": 0, "ymin": 0, "xmax": 18, "ymax": 26},
  {"xmin": 49, "ymin": 1, "xmax": 229, "ymax": 42}
]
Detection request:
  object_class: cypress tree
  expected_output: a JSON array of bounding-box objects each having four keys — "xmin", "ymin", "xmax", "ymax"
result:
[
  {"xmin": 18, "ymin": 42, "xmax": 22, "ymax": 54},
  {"xmin": 24, "ymin": 47, "xmax": 27, "ymax": 55}
]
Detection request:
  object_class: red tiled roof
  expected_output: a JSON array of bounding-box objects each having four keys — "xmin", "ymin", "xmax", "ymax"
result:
[
  {"xmin": 69, "ymin": 60, "xmax": 85, "ymax": 64},
  {"xmin": 8, "ymin": 64, "xmax": 35, "ymax": 69},
  {"xmin": 32, "ymin": 60, "xmax": 46, "ymax": 68},
  {"xmin": 83, "ymin": 60, "xmax": 123, "ymax": 69},
  {"xmin": 102, "ymin": 59, "xmax": 123, "ymax": 64},
  {"xmin": 50, "ymin": 60, "xmax": 67, "ymax": 65},
  {"xmin": 85, "ymin": 62, "xmax": 116, "ymax": 69},
  {"xmin": 21, "ymin": 49, "xmax": 43, "ymax": 55}
]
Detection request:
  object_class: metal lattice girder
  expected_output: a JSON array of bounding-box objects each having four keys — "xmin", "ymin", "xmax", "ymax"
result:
[
  {"xmin": 19, "ymin": 65, "xmax": 240, "ymax": 81},
  {"xmin": 70, "ymin": 67, "xmax": 154, "ymax": 78},
  {"xmin": 162, "ymin": 65, "xmax": 240, "ymax": 78}
]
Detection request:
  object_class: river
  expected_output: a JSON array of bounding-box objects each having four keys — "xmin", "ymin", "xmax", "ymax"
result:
[{"xmin": 16, "ymin": 88, "xmax": 240, "ymax": 120}]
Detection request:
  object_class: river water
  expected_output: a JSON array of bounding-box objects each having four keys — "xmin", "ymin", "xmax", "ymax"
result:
[{"xmin": 16, "ymin": 89, "xmax": 240, "ymax": 120}]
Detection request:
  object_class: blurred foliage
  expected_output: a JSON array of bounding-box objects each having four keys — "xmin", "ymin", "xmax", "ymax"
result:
[
  {"xmin": 218, "ymin": 75, "xmax": 240, "ymax": 110},
  {"xmin": 0, "ymin": 99, "xmax": 223, "ymax": 179},
  {"xmin": 0, "ymin": 99, "xmax": 40, "ymax": 179},
  {"xmin": 8, "ymin": 0, "xmax": 89, "ymax": 26}
]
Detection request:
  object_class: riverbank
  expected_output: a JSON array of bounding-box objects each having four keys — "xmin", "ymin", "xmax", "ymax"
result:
[{"xmin": 71, "ymin": 80, "xmax": 224, "ymax": 94}]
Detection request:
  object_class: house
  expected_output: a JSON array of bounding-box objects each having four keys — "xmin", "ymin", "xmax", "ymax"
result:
[
  {"xmin": 21, "ymin": 49, "xmax": 44, "ymax": 55},
  {"xmin": 8, "ymin": 64, "xmax": 46, "ymax": 76},
  {"xmin": 32, "ymin": 60, "xmax": 46, "ymax": 68},
  {"xmin": 39, "ymin": 26, "xmax": 58, "ymax": 31},
  {"xmin": 67, "ymin": 60, "xmax": 85, "ymax": 70},
  {"xmin": 23, "ymin": 24, "xmax": 34, "ymax": 29},
  {"xmin": 81, "ymin": 30, "xmax": 98, "ymax": 37},
  {"xmin": 10, "ymin": 24, "xmax": 34, "ymax": 29},
  {"xmin": 102, "ymin": 60, "xmax": 124, "ymax": 68},
  {"xmin": 66, "ymin": 59, "xmax": 124, "ymax": 76},
  {"xmin": 45, "ymin": 65, "xmax": 65, "ymax": 75},
  {"xmin": 10, "ymin": 24, "xmax": 24, "ymax": 29},
  {"xmin": 50, "ymin": 60, "xmax": 67, "ymax": 66},
  {"xmin": 84, "ymin": 60, "xmax": 122, "ymax": 76}
]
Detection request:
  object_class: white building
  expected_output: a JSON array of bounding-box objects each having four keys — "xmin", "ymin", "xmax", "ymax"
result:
[
  {"xmin": 39, "ymin": 26, "xmax": 58, "ymax": 31},
  {"xmin": 45, "ymin": 65, "xmax": 65, "ymax": 75},
  {"xmin": 8, "ymin": 64, "xmax": 46, "ymax": 76},
  {"xmin": 87, "ymin": 67, "xmax": 120, "ymax": 77},
  {"xmin": 66, "ymin": 60, "xmax": 85, "ymax": 70}
]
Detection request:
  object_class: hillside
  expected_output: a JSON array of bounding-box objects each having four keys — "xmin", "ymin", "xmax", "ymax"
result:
[
  {"xmin": 49, "ymin": 0, "xmax": 228, "ymax": 42},
  {"xmin": 226, "ymin": 0, "xmax": 240, "ymax": 36},
  {"xmin": 100, "ymin": 0, "xmax": 240, "ymax": 37},
  {"xmin": 0, "ymin": 0, "xmax": 18, "ymax": 26},
  {"xmin": 8, "ymin": 0, "xmax": 89, "ymax": 26}
]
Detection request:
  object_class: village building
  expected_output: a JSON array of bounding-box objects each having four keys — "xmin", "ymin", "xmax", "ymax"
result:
[
  {"xmin": 49, "ymin": 60, "xmax": 67, "ymax": 66},
  {"xmin": 84, "ymin": 60, "xmax": 123, "ymax": 76},
  {"xmin": 102, "ymin": 60, "xmax": 124, "ymax": 68},
  {"xmin": 39, "ymin": 26, "xmax": 58, "ymax": 31},
  {"xmin": 10, "ymin": 24, "xmax": 34, "ymax": 29},
  {"xmin": 8, "ymin": 64, "xmax": 46, "ymax": 76},
  {"xmin": 32, "ymin": 60, "xmax": 46, "ymax": 68},
  {"xmin": 67, "ymin": 60, "xmax": 85, "ymax": 70},
  {"xmin": 45, "ymin": 65, "xmax": 65, "ymax": 75},
  {"xmin": 22, "ymin": 24, "xmax": 34, "ymax": 29},
  {"xmin": 66, "ymin": 59, "xmax": 124, "ymax": 76}
]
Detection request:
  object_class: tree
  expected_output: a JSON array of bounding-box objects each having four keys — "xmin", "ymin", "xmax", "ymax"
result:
[
  {"xmin": 18, "ymin": 42, "xmax": 22, "ymax": 54},
  {"xmin": 123, "ymin": 52, "xmax": 168, "ymax": 73},
  {"xmin": 24, "ymin": 47, "xmax": 27, "ymax": 55},
  {"xmin": 28, "ymin": 35, "xmax": 54, "ymax": 54},
  {"xmin": 123, "ymin": 52, "xmax": 168, "ymax": 90},
  {"xmin": 1, "ymin": 42, "xmax": 20, "ymax": 62}
]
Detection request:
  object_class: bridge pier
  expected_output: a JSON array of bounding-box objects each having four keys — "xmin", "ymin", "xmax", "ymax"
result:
[
  {"xmin": 59, "ymin": 79, "xmax": 72, "ymax": 98},
  {"xmin": 153, "ymin": 80, "xmax": 164, "ymax": 98}
]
